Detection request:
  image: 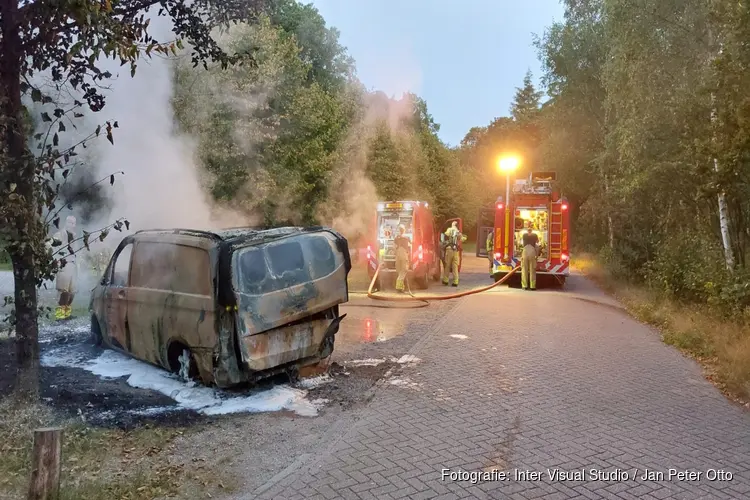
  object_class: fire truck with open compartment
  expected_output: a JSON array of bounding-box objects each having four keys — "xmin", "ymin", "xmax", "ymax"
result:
[
  {"xmin": 365, "ymin": 200, "xmax": 441, "ymax": 289},
  {"xmin": 477, "ymin": 171, "xmax": 571, "ymax": 285}
]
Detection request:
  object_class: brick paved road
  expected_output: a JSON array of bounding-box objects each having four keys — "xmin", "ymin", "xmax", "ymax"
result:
[{"xmin": 248, "ymin": 259, "xmax": 750, "ymax": 500}]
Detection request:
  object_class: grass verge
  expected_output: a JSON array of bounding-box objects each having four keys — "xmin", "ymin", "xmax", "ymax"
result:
[
  {"xmin": 574, "ymin": 253, "xmax": 750, "ymax": 406},
  {"xmin": 0, "ymin": 397, "xmax": 235, "ymax": 500}
]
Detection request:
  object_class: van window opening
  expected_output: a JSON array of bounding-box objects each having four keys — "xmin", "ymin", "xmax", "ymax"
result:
[
  {"xmin": 112, "ymin": 243, "xmax": 133, "ymax": 287},
  {"xmin": 268, "ymin": 240, "xmax": 310, "ymax": 288},
  {"xmin": 235, "ymin": 234, "xmax": 340, "ymax": 295},
  {"xmin": 308, "ymin": 236, "xmax": 336, "ymax": 271},
  {"xmin": 238, "ymin": 248, "xmax": 268, "ymax": 295}
]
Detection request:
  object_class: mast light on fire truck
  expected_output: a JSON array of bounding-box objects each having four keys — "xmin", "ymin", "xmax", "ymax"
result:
[{"xmin": 498, "ymin": 155, "xmax": 521, "ymax": 172}]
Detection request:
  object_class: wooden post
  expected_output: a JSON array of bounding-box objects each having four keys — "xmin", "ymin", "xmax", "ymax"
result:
[{"xmin": 27, "ymin": 427, "xmax": 63, "ymax": 500}]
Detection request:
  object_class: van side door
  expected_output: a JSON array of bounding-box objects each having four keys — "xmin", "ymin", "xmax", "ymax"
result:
[
  {"xmin": 103, "ymin": 242, "xmax": 133, "ymax": 351},
  {"xmin": 127, "ymin": 241, "xmax": 214, "ymax": 369}
]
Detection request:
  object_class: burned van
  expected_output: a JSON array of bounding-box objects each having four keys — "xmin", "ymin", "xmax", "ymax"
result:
[{"xmin": 89, "ymin": 227, "xmax": 351, "ymax": 388}]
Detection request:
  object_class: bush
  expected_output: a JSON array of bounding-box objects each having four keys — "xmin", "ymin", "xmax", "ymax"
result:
[
  {"xmin": 644, "ymin": 230, "xmax": 725, "ymax": 303},
  {"xmin": 708, "ymin": 270, "xmax": 750, "ymax": 318},
  {"xmin": 597, "ymin": 245, "xmax": 631, "ymax": 280}
]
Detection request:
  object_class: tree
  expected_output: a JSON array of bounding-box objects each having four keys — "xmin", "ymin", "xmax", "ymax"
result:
[
  {"xmin": 526, "ymin": 0, "xmax": 750, "ymax": 309},
  {"xmin": 0, "ymin": 0, "xmax": 268, "ymax": 395},
  {"xmin": 173, "ymin": 9, "xmax": 357, "ymax": 227},
  {"xmin": 534, "ymin": 0, "xmax": 610, "ymax": 248},
  {"xmin": 267, "ymin": 0, "xmax": 355, "ymax": 92},
  {"xmin": 510, "ymin": 70, "xmax": 543, "ymax": 123}
]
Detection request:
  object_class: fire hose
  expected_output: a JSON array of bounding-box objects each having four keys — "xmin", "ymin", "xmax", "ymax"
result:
[{"xmin": 346, "ymin": 262, "xmax": 521, "ymax": 308}]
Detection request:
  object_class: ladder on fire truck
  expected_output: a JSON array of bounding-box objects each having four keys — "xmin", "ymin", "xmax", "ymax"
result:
[{"xmin": 549, "ymin": 205, "xmax": 563, "ymax": 260}]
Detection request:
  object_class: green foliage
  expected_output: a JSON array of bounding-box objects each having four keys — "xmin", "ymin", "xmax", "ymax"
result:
[
  {"xmin": 523, "ymin": 0, "xmax": 750, "ymax": 313},
  {"xmin": 174, "ymin": 14, "xmax": 466, "ymax": 230},
  {"xmin": 511, "ymin": 70, "xmax": 543, "ymax": 123},
  {"xmin": 644, "ymin": 230, "xmax": 725, "ymax": 303},
  {"xmin": 1, "ymin": 0, "xmax": 268, "ymax": 377}
]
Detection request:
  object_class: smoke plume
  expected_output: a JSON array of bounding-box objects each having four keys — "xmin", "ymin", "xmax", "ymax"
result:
[
  {"xmin": 87, "ymin": 16, "xmax": 252, "ymax": 234},
  {"xmin": 317, "ymin": 90, "xmax": 420, "ymax": 246}
]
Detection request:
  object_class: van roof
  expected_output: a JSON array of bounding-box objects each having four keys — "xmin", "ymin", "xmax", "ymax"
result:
[{"xmin": 133, "ymin": 226, "xmax": 331, "ymax": 247}]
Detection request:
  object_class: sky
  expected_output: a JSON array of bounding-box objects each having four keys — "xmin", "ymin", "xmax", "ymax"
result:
[{"xmin": 309, "ymin": 0, "xmax": 566, "ymax": 147}]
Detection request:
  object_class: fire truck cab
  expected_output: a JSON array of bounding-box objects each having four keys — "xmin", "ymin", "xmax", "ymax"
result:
[
  {"xmin": 366, "ymin": 201, "xmax": 441, "ymax": 289},
  {"xmin": 488, "ymin": 171, "xmax": 571, "ymax": 285}
]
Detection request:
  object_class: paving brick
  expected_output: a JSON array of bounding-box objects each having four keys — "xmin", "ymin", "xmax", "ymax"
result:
[{"xmin": 255, "ymin": 274, "xmax": 750, "ymax": 499}]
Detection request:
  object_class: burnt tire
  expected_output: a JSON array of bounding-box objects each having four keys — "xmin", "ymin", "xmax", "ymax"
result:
[{"xmin": 90, "ymin": 315, "xmax": 103, "ymax": 346}]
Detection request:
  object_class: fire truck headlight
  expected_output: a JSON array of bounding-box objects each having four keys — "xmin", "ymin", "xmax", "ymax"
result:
[
  {"xmin": 497, "ymin": 203, "xmax": 503, "ymax": 210},
  {"xmin": 377, "ymin": 203, "xmax": 384, "ymax": 211},
  {"xmin": 561, "ymin": 204, "xmax": 568, "ymax": 210},
  {"xmin": 493, "ymin": 252, "xmax": 501, "ymax": 260},
  {"xmin": 418, "ymin": 244, "xmax": 424, "ymax": 261},
  {"xmin": 561, "ymin": 253, "xmax": 569, "ymax": 261},
  {"xmin": 404, "ymin": 203, "xmax": 412, "ymax": 210}
]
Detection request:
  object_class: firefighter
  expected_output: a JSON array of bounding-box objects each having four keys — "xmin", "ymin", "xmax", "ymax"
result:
[
  {"xmin": 521, "ymin": 225, "xmax": 539, "ymax": 290},
  {"xmin": 393, "ymin": 224, "xmax": 411, "ymax": 293},
  {"xmin": 442, "ymin": 222, "xmax": 467, "ymax": 287},
  {"xmin": 53, "ymin": 215, "xmax": 80, "ymax": 320},
  {"xmin": 485, "ymin": 229, "xmax": 494, "ymax": 273}
]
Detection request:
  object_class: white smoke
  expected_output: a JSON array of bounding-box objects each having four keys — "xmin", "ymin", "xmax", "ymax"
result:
[{"xmin": 90, "ymin": 14, "xmax": 251, "ymax": 233}]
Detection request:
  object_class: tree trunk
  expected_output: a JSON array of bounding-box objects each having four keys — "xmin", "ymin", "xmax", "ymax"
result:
[
  {"xmin": 1, "ymin": 0, "xmax": 41, "ymax": 397},
  {"xmin": 28, "ymin": 427, "xmax": 63, "ymax": 500},
  {"xmin": 13, "ymin": 248, "xmax": 41, "ymax": 397},
  {"xmin": 603, "ymin": 174, "xmax": 614, "ymax": 249},
  {"xmin": 707, "ymin": 26, "xmax": 736, "ymax": 273}
]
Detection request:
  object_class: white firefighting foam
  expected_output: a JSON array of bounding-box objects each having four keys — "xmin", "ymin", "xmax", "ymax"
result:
[{"xmin": 41, "ymin": 347, "xmax": 327, "ymax": 417}]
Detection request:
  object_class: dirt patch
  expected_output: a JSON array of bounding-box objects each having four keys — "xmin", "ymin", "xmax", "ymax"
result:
[{"xmin": 302, "ymin": 360, "xmax": 398, "ymax": 411}]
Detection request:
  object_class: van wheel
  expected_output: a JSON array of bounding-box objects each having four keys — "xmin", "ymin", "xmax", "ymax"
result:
[
  {"xmin": 168, "ymin": 343, "xmax": 199, "ymax": 382},
  {"xmin": 90, "ymin": 315, "xmax": 103, "ymax": 346}
]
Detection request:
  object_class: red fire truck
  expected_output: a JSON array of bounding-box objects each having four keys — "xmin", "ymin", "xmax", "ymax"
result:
[
  {"xmin": 486, "ymin": 171, "xmax": 571, "ymax": 285},
  {"xmin": 366, "ymin": 200, "xmax": 441, "ymax": 289}
]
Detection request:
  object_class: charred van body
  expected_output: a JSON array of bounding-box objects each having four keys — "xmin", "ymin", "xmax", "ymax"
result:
[{"xmin": 89, "ymin": 226, "xmax": 351, "ymax": 387}]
